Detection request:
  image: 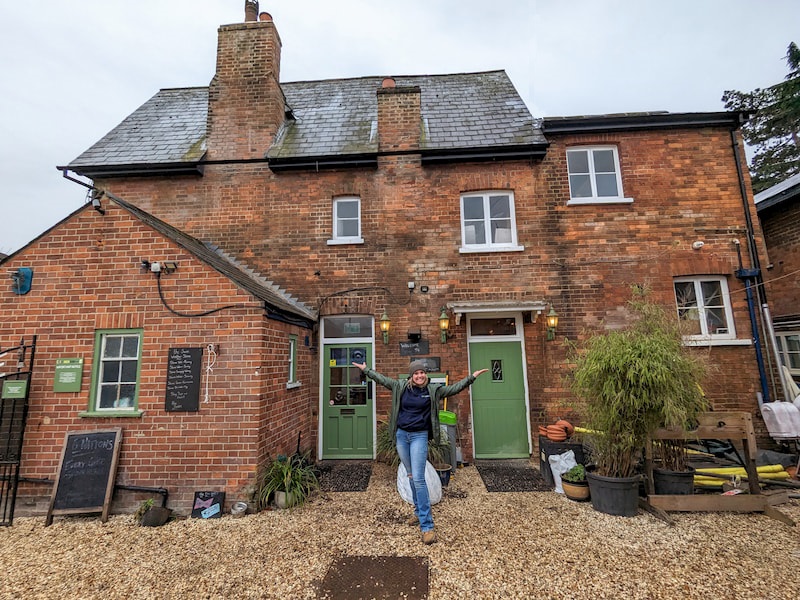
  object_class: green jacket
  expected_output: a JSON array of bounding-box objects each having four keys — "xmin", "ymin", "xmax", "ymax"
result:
[{"xmin": 362, "ymin": 369, "xmax": 476, "ymax": 444}]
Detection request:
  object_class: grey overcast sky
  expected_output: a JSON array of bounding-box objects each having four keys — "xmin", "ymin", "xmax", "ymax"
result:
[{"xmin": 1, "ymin": 0, "xmax": 798, "ymax": 254}]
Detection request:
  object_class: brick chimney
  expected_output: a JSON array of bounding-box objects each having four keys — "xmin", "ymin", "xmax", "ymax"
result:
[
  {"xmin": 206, "ymin": 6, "xmax": 284, "ymax": 161},
  {"xmin": 376, "ymin": 77, "xmax": 421, "ymax": 153}
]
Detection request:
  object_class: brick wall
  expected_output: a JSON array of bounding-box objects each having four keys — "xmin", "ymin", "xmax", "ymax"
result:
[
  {"xmin": 94, "ymin": 121, "xmax": 778, "ymax": 454},
  {"xmin": 1, "ymin": 202, "xmax": 314, "ymax": 516},
  {"xmin": 760, "ymin": 196, "xmax": 800, "ymax": 319}
]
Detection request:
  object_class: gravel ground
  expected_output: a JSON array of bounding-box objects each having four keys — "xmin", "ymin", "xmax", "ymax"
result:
[{"xmin": 1, "ymin": 461, "xmax": 799, "ymax": 599}]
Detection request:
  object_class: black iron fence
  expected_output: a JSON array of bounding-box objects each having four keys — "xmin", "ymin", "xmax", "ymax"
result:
[{"xmin": 0, "ymin": 337, "xmax": 36, "ymax": 526}]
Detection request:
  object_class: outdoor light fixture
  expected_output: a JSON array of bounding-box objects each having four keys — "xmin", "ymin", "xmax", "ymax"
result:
[
  {"xmin": 546, "ymin": 307, "xmax": 559, "ymax": 341},
  {"xmin": 379, "ymin": 311, "xmax": 391, "ymax": 344},
  {"xmin": 89, "ymin": 188, "xmax": 105, "ymax": 215},
  {"xmin": 438, "ymin": 307, "xmax": 450, "ymax": 343},
  {"xmin": 162, "ymin": 261, "xmax": 178, "ymax": 273}
]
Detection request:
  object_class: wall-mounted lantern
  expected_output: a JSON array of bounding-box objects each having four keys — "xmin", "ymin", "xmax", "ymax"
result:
[
  {"xmin": 379, "ymin": 311, "xmax": 391, "ymax": 344},
  {"xmin": 546, "ymin": 307, "xmax": 559, "ymax": 341},
  {"xmin": 438, "ymin": 307, "xmax": 450, "ymax": 343}
]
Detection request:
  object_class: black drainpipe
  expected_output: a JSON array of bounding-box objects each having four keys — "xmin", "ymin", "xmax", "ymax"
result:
[{"xmin": 730, "ymin": 129, "xmax": 772, "ymax": 403}]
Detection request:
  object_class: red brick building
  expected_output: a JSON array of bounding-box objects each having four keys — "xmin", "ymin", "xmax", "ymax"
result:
[
  {"xmin": 0, "ymin": 6, "xmax": 779, "ymax": 516},
  {"xmin": 755, "ymin": 172, "xmax": 800, "ymax": 395}
]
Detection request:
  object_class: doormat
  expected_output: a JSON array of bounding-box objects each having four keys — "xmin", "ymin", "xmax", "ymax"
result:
[
  {"xmin": 475, "ymin": 460, "xmax": 551, "ymax": 492},
  {"xmin": 317, "ymin": 461, "xmax": 373, "ymax": 492},
  {"xmin": 318, "ymin": 555, "xmax": 428, "ymax": 599}
]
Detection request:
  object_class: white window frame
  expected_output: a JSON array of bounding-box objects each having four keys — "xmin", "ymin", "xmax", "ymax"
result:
[
  {"xmin": 287, "ymin": 335, "xmax": 301, "ymax": 389},
  {"xmin": 459, "ymin": 191, "xmax": 523, "ymax": 253},
  {"xmin": 327, "ymin": 196, "xmax": 363, "ymax": 245},
  {"xmin": 673, "ymin": 277, "xmax": 746, "ymax": 346},
  {"xmin": 566, "ymin": 145, "xmax": 632, "ymax": 205},
  {"xmin": 776, "ymin": 332, "xmax": 800, "ymax": 376}
]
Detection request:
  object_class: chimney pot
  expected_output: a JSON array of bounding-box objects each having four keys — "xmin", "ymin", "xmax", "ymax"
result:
[
  {"xmin": 244, "ymin": 0, "xmax": 259, "ymax": 22},
  {"xmin": 259, "ymin": 12, "xmax": 273, "ymax": 22},
  {"xmin": 382, "ymin": 77, "xmax": 396, "ymax": 89}
]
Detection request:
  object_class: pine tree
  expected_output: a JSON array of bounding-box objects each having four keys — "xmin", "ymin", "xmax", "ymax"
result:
[{"xmin": 722, "ymin": 42, "xmax": 800, "ymax": 193}]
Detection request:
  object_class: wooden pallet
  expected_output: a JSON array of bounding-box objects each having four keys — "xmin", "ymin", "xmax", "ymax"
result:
[{"xmin": 643, "ymin": 412, "xmax": 795, "ymax": 526}]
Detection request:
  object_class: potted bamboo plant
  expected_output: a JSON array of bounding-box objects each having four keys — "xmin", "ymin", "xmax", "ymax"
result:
[{"xmin": 571, "ymin": 287, "xmax": 708, "ymax": 516}]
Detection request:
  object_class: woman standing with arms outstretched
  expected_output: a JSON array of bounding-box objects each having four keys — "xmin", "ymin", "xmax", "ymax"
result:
[{"xmin": 352, "ymin": 360, "xmax": 488, "ymax": 544}]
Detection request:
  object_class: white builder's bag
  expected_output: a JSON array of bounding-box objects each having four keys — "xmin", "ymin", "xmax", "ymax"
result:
[
  {"xmin": 397, "ymin": 461, "xmax": 442, "ymax": 505},
  {"xmin": 548, "ymin": 450, "xmax": 578, "ymax": 494}
]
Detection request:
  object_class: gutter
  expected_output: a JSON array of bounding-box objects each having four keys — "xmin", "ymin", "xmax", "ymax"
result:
[{"xmin": 543, "ymin": 111, "xmax": 747, "ymax": 134}]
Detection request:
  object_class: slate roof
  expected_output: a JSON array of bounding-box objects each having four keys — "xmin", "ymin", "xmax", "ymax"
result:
[
  {"xmin": 754, "ymin": 172, "xmax": 800, "ymax": 212},
  {"xmin": 63, "ymin": 71, "xmax": 546, "ymax": 175},
  {"xmin": 106, "ymin": 192, "xmax": 316, "ymax": 324},
  {"xmin": 272, "ymin": 71, "xmax": 547, "ymax": 159},
  {"xmin": 65, "ymin": 87, "xmax": 208, "ymax": 175}
]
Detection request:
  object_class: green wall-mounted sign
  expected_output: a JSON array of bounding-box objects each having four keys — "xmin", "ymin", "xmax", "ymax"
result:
[
  {"xmin": 2, "ymin": 379, "xmax": 27, "ymax": 399},
  {"xmin": 54, "ymin": 358, "xmax": 84, "ymax": 393}
]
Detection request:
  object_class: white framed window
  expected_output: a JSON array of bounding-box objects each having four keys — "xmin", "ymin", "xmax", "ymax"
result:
[
  {"xmin": 287, "ymin": 335, "xmax": 301, "ymax": 388},
  {"xmin": 86, "ymin": 329, "xmax": 143, "ymax": 414},
  {"xmin": 776, "ymin": 332, "xmax": 800, "ymax": 376},
  {"xmin": 327, "ymin": 196, "xmax": 363, "ymax": 245},
  {"xmin": 566, "ymin": 146, "xmax": 631, "ymax": 205},
  {"xmin": 673, "ymin": 277, "xmax": 737, "ymax": 343},
  {"xmin": 460, "ymin": 191, "xmax": 523, "ymax": 253}
]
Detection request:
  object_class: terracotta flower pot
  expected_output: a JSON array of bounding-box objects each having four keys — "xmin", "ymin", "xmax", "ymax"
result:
[{"xmin": 562, "ymin": 480, "xmax": 590, "ymax": 501}]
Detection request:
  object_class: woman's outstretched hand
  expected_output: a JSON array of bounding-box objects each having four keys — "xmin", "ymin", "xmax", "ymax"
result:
[
  {"xmin": 472, "ymin": 368, "xmax": 489, "ymax": 378},
  {"xmin": 352, "ymin": 362, "xmax": 367, "ymax": 371}
]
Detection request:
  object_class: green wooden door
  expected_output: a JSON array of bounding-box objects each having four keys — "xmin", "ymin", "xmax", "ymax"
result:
[
  {"xmin": 470, "ymin": 341, "xmax": 529, "ymax": 458},
  {"xmin": 321, "ymin": 344, "xmax": 373, "ymax": 458}
]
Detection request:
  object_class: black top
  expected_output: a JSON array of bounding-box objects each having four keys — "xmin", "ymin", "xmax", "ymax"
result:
[{"xmin": 396, "ymin": 384, "xmax": 432, "ymax": 433}]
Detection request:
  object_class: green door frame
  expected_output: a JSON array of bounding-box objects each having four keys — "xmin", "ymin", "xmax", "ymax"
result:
[
  {"xmin": 318, "ymin": 316, "xmax": 376, "ymax": 460},
  {"xmin": 467, "ymin": 312, "xmax": 532, "ymax": 458}
]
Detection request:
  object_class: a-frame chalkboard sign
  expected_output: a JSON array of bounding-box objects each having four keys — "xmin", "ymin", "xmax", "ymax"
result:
[{"xmin": 45, "ymin": 428, "xmax": 122, "ymax": 526}]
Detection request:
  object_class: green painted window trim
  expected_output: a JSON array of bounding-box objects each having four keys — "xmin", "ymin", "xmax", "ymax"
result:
[
  {"xmin": 79, "ymin": 410, "xmax": 144, "ymax": 418},
  {"xmin": 87, "ymin": 328, "xmax": 144, "ymax": 415}
]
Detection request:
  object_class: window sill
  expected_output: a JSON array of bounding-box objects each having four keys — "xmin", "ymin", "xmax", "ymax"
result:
[
  {"xmin": 287, "ymin": 381, "xmax": 302, "ymax": 390},
  {"xmin": 682, "ymin": 338, "xmax": 752, "ymax": 347},
  {"xmin": 567, "ymin": 197, "xmax": 634, "ymax": 206},
  {"xmin": 327, "ymin": 238, "xmax": 364, "ymax": 245},
  {"xmin": 459, "ymin": 245, "xmax": 524, "ymax": 254},
  {"xmin": 79, "ymin": 410, "xmax": 144, "ymax": 418}
]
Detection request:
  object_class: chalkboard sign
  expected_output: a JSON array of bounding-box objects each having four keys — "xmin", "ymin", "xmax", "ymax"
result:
[
  {"xmin": 399, "ymin": 341, "xmax": 430, "ymax": 356},
  {"xmin": 192, "ymin": 491, "xmax": 225, "ymax": 519},
  {"xmin": 165, "ymin": 347, "xmax": 203, "ymax": 412},
  {"xmin": 46, "ymin": 428, "xmax": 122, "ymax": 526}
]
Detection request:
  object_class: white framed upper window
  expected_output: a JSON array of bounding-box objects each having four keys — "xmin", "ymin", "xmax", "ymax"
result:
[
  {"xmin": 327, "ymin": 196, "xmax": 363, "ymax": 245},
  {"xmin": 566, "ymin": 146, "xmax": 631, "ymax": 205},
  {"xmin": 460, "ymin": 191, "xmax": 523, "ymax": 253},
  {"xmin": 674, "ymin": 277, "xmax": 737, "ymax": 343}
]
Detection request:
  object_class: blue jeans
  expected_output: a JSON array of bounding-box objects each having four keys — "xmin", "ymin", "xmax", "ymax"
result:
[{"xmin": 396, "ymin": 428, "xmax": 433, "ymax": 532}]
